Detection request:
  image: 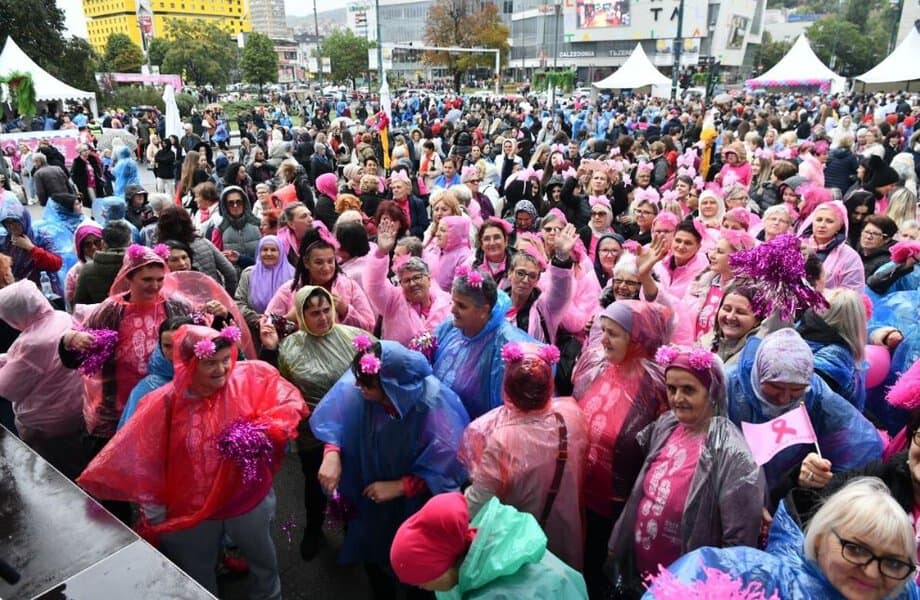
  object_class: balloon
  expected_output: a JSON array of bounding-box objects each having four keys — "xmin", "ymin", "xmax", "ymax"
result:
[{"xmin": 865, "ymin": 344, "xmax": 891, "ymax": 389}]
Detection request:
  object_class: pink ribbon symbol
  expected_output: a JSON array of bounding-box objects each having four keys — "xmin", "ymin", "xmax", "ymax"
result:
[{"xmin": 772, "ymin": 418, "xmax": 797, "ymax": 444}]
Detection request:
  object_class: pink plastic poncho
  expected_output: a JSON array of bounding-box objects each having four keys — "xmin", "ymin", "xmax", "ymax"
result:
[
  {"xmin": 799, "ymin": 201, "xmax": 865, "ymax": 291},
  {"xmin": 78, "ymin": 325, "xmax": 307, "ymax": 539},
  {"xmin": 654, "ymin": 251, "xmax": 710, "ymax": 300},
  {"xmin": 459, "ymin": 396, "xmax": 587, "ymax": 569},
  {"xmin": 0, "ymin": 280, "xmax": 84, "ymax": 435},
  {"xmin": 430, "ymin": 215, "xmax": 473, "ymax": 291},
  {"xmin": 362, "ymin": 251, "xmax": 453, "ymax": 346}
]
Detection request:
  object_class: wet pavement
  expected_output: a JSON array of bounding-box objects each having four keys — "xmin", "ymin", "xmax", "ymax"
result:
[{"xmin": 0, "ymin": 426, "xmax": 214, "ymax": 600}]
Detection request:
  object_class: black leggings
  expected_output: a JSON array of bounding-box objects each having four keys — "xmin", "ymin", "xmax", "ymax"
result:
[
  {"xmin": 298, "ymin": 446, "xmax": 327, "ymax": 534},
  {"xmin": 584, "ymin": 508, "xmax": 616, "ymax": 600}
]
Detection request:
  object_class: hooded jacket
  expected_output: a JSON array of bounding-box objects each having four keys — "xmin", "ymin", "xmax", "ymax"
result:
[
  {"xmin": 0, "ymin": 192, "xmax": 63, "ymax": 292},
  {"xmin": 311, "ymin": 342, "xmax": 469, "ymax": 566},
  {"xmin": 118, "ymin": 345, "xmax": 174, "ymax": 431},
  {"xmin": 437, "ymin": 497, "xmax": 588, "ymax": 600},
  {"xmin": 643, "ymin": 500, "xmax": 920, "ymax": 599},
  {"xmin": 211, "ymin": 185, "xmax": 261, "ymax": 267}
]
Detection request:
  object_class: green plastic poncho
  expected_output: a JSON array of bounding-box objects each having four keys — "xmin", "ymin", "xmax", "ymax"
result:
[
  {"xmin": 278, "ymin": 285, "xmax": 369, "ymax": 450},
  {"xmin": 439, "ymin": 497, "xmax": 588, "ymax": 600}
]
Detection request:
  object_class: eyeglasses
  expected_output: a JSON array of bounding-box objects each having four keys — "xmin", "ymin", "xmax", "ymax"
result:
[
  {"xmin": 512, "ymin": 269, "xmax": 540, "ymax": 282},
  {"xmin": 634, "ymin": 209, "xmax": 655, "ymax": 216},
  {"xmin": 861, "ymin": 229, "xmax": 888, "ymax": 239},
  {"xmin": 542, "ymin": 225, "xmax": 562, "ymax": 233},
  {"xmin": 468, "ymin": 179, "xmax": 481, "ymax": 184},
  {"xmin": 591, "ymin": 211, "xmax": 608, "ymax": 217},
  {"xmin": 225, "ymin": 200, "xmax": 245, "ymax": 207},
  {"xmin": 613, "ymin": 278, "xmax": 641, "ymax": 288},
  {"xmin": 599, "ymin": 248, "xmax": 620, "ymax": 256},
  {"xmin": 831, "ymin": 529, "xmax": 915, "ymax": 580},
  {"xmin": 398, "ymin": 273, "xmax": 428, "ymax": 286}
]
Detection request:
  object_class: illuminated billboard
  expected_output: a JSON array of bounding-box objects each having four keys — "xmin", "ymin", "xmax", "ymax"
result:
[
  {"xmin": 563, "ymin": 0, "xmax": 708, "ymax": 43},
  {"xmin": 576, "ymin": 1, "xmax": 631, "ymax": 29}
]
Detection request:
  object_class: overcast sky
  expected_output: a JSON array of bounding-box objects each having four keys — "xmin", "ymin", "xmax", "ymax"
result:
[{"xmin": 56, "ymin": 0, "xmax": 352, "ymax": 39}]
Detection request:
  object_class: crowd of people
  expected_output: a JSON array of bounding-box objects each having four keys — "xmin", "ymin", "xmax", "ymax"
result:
[{"xmin": 4, "ymin": 85, "xmax": 920, "ymax": 599}]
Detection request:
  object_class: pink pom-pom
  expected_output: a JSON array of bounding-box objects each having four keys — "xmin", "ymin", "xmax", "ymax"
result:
[
  {"xmin": 127, "ymin": 245, "xmax": 146, "ymax": 261},
  {"xmin": 887, "ymin": 360, "xmax": 920, "ymax": 409},
  {"xmin": 538, "ymin": 344, "xmax": 561, "ymax": 365},
  {"xmin": 359, "ymin": 353, "xmax": 381, "ymax": 375},
  {"xmin": 216, "ymin": 418, "xmax": 273, "ymax": 483},
  {"xmin": 219, "ymin": 325, "xmax": 242, "ymax": 343},
  {"xmin": 644, "ymin": 564, "xmax": 780, "ymax": 599},
  {"xmin": 454, "ymin": 265, "xmax": 471, "ymax": 279},
  {"xmin": 153, "ymin": 243, "xmax": 170, "ymax": 260},
  {"xmin": 655, "ymin": 345, "xmax": 680, "ymax": 366},
  {"xmin": 890, "ymin": 241, "xmax": 920, "ymax": 264},
  {"xmin": 467, "ymin": 271, "xmax": 483, "ymax": 288},
  {"xmin": 620, "ymin": 172, "xmax": 632, "ymax": 187},
  {"xmin": 352, "ymin": 334, "xmax": 373, "ymax": 353},
  {"xmin": 76, "ymin": 328, "xmax": 119, "ymax": 376},
  {"xmin": 194, "ymin": 339, "xmax": 216, "ymax": 360},
  {"xmin": 501, "ymin": 342, "xmax": 524, "ymax": 363},
  {"xmin": 688, "ymin": 347, "xmax": 715, "ymax": 370}
]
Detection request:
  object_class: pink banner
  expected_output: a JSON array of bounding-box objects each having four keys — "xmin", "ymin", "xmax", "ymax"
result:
[
  {"xmin": 0, "ymin": 129, "xmax": 81, "ymax": 166},
  {"xmin": 741, "ymin": 405, "xmax": 818, "ymax": 466},
  {"xmin": 107, "ymin": 73, "xmax": 183, "ymax": 93}
]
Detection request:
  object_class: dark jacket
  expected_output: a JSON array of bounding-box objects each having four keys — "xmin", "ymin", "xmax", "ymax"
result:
[
  {"xmin": 824, "ymin": 147, "xmax": 859, "ymax": 193},
  {"xmin": 153, "ymin": 147, "xmax": 176, "ymax": 180},
  {"xmin": 73, "ymin": 249, "xmax": 125, "ymax": 305},
  {"xmin": 860, "ymin": 241, "xmax": 894, "ymax": 279},
  {"xmin": 404, "ymin": 194, "xmax": 430, "ymax": 239},
  {"xmin": 70, "ymin": 154, "xmax": 105, "ymax": 200},
  {"xmin": 33, "ymin": 165, "xmax": 72, "ymax": 207}
]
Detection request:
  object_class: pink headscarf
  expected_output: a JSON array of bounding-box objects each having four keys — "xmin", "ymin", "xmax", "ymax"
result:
[{"xmin": 316, "ymin": 172, "xmax": 339, "ymax": 199}]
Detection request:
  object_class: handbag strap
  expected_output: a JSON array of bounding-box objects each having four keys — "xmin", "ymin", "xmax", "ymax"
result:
[{"xmin": 538, "ymin": 412, "xmax": 568, "ymax": 527}]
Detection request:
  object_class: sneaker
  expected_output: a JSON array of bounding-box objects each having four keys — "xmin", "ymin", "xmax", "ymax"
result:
[{"xmin": 299, "ymin": 529, "xmax": 325, "ymax": 561}]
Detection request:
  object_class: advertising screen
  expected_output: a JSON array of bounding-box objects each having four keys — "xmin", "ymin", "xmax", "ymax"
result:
[
  {"xmin": 576, "ymin": 0, "xmax": 631, "ymax": 29},
  {"xmin": 564, "ymin": 0, "xmax": 707, "ymax": 43}
]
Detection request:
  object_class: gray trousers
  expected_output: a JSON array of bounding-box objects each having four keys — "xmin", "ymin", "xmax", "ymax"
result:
[{"xmin": 159, "ymin": 489, "xmax": 281, "ymax": 600}]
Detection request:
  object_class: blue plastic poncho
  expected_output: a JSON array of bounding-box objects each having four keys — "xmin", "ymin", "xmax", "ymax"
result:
[
  {"xmin": 432, "ymin": 292, "xmax": 537, "ymax": 420},
  {"xmin": 118, "ymin": 345, "xmax": 174, "ymax": 431},
  {"xmin": 802, "ymin": 339, "xmax": 866, "ymax": 412},
  {"xmin": 643, "ymin": 500, "xmax": 920, "ymax": 599},
  {"xmin": 112, "ymin": 146, "xmax": 141, "ymax": 197},
  {"xmin": 91, "ymin": 195, "xmax": 140, "ymax": 241},
  {"xmin": 726, "ymin": 336, "xmax": 882, "ymax": 490},
  {"xmin": 0, "ymin": 192, "xmax": 63, "ymax": 296},
  {"xmin": 310, "ymin": 341, "xmax": 470, "ymax": 566},
  {"xmin": 32, "ymin": 198, "xmax": 87, "ymax": 289}
]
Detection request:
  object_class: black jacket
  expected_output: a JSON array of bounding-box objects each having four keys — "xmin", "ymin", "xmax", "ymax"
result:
[{"xmin": 824, "ymin": 147, "xmax": 859, "ymax": 193}]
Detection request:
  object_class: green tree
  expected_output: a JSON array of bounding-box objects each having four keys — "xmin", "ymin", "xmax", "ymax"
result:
[
  {"xmin": 0, "ymin": 0, "xmax": 65, "ymax": 71},
  {"xmin": 806, "ymin": 16, "xmax": 878, "ymax": 76},
  {"xmin": 318, "ymin": 29, "xmax": 375, "ymax": 90},
  {"xmin": 161, "ymin": 19, "xmax": 238, "ymax": 86},
  {"xmin": 147, "ymin": 37, "xmax": 171, "ymax": 69},
  {"xmin": 57, "ymin": 37, "xmax": 100, "ymax": 92},
  {"xmin": 103, "ymin": 33, "xmax": 144, "ymax": 73},
  {"xmin": 423, "ymin": 0, "xmax": 509, "ymax": 92},
  {"xmin": 241, "ymin": 32, "xmax": 278, "ymax": 95},
  {"xmin": 753, "ymin": 31, "xmax": 793, "ymax": 74}
]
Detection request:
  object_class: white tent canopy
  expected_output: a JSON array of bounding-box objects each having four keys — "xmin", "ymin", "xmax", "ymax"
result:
[
  {"xmin": 593, "ymin": 43, "xmax": 671, "ymax": 96},
  {"xmin": 0, "ymin": 37, "xmax": 97, "ymax": 115},
  {"xmin": 746, "ymin": 35, "xmax": 845, "ymax": 94},
  {"xmin": 855, "ymin": 26, "xmax": 920, "ymax": 86}
]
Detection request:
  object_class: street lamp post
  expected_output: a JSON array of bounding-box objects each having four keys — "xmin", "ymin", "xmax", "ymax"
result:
[
  {"xmin": 550, "ymin": 0, "xmax": 561, "ymax": 109},
  {"xmin": 313, "ymin": 0, "xmax": 323, "ymax": 90},
  {"xmin": 671, "ymin": 0, "xmax": 685, "ymax": 100}
]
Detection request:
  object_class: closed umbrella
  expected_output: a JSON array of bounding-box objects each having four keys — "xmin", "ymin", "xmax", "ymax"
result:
[{"xmin": 162, "ymin": 84, "xmax": 182, "ymax": 140}]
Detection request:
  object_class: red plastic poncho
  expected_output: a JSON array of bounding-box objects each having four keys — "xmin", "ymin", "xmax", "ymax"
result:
[{"xmin": 77, "ymin": 325, "xmax": 308, "ymax": 539}]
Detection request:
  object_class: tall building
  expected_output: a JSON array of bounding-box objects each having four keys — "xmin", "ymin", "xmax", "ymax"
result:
[
  {"xmin": 83, "ymin": 0, "xmax": 252, "ymax": 54},
  {"xmin": 251, "ymin": 0, "xmax": 291, "ymax": 39}
]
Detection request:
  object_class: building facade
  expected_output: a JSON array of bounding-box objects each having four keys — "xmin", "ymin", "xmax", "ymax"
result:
[
  {"xmin": 83, "ymin": 0, "xmax": 251, "ymax": 54},
  {"xmin": 251, "ymin": 0, "xmax": 291, "ymax": 40}
]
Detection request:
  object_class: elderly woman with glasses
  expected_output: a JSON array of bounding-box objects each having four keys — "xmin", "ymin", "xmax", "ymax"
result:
[
  {"xmin": 578, "ymin": 195, "xmax": 616, "ymax": 261},
  {"xmin": 859, "ymin": 214, "xmax": 898, "ymax": 278},
  {"xmin": 759, "ymin": 204, "xmax": 794, "ymax": 242},
  {"xmin": 363, "ymin": 219, "xmax": 453, "ymax": 347},
  {"xmin": 645, "ymin": 478, "xmax": 919, "ymax": 600}
]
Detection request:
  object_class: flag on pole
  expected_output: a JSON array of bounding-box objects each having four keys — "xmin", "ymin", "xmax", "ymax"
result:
[
  {"xmin": 379, "ymin": 66, "xmax": 392, "ymax": 170},
  {"xmin": 741, "ymin": 405, "xmax": 818, "ymax": 466}
]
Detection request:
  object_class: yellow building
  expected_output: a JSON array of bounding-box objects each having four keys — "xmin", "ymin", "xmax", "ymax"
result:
[{"xmin": 84, "ymin": 0, "xmax": 252, "ymax": 54}]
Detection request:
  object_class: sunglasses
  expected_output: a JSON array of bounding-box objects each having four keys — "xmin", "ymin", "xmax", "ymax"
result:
[{"xmin": 226, "ymin": 200, "xmax": 245, "ymax": 207}]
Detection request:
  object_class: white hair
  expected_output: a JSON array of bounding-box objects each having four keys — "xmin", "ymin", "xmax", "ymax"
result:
[{"xmin": 804, "ymin": 477, "xmax": 915, "ymax": 588}]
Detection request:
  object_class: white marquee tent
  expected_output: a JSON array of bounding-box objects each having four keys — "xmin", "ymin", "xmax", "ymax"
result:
[
  {"xmin": 746, "ymin": 35, "xmax": 846, "ymax": 94},
  {"xmin": 855, "ymin": 26, "xmax": 920, "ymax": 89},
  {"xmin": 0, "ymin": 37, "xmax": 97, "ymax": 115},
  {"xmin": 593, "ymin": 44, "xmax": 672, "ymax": 97}
]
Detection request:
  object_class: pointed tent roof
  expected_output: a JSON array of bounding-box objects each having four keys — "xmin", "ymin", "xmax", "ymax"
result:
[
  {"xmin": 592, "ymin": 43, "xmax": 671, "ymax": 91},
  {"xmin": 856, "ymin": 26, "xmax": 920, "ymax": 84},
  {"xmin": 746, "ymin": 35, "xmax": 845, "ymax": 93},
  {"xmin": 0, "ymin": 37, "xmax": 95, "ymax": 102}
]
